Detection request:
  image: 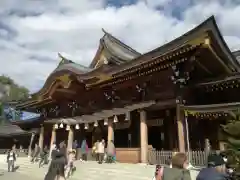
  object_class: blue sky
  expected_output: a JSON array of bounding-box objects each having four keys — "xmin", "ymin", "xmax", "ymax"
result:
[{"xmin": 0, "ymin": 0, "xmax": 240, "ymax": 93}]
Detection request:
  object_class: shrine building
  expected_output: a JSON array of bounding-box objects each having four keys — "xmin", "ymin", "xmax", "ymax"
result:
[{"xmin": 14, "ymin": 16, "xmax": 240, "ymax": 163}]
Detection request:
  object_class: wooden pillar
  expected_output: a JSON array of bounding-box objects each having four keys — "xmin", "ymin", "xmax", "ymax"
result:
[
  {"xmin": 166, "ymin": 110, "xmax": 174, "ymax": 150},
  {"xmin": 176, "ymin": 104, "xmax": 185, "ymax": 152},
  {"xmin": 108, "ymin": 119, "xmax": 114, "ymax": 142},
  {"xmin": 140, "ymin": 110, "xmax": 148, "ymax": 163},
  {"xmin": 28, "ymin": 132, "xmax": 35, "ymax": 157},
  {"xmin": 67, "ymin": 126, "xmax": 74, "ymax": 150},
  {"xmin": 38, "ymin": 125, "xmax": 44, "ymax": 150},
  {"xmin": 219, "ymin": 141, "xmax": 226, "ymax": 151},
  {"xmin": 50, "ymin": 126, "xmax": 56, "ymax": 151}
]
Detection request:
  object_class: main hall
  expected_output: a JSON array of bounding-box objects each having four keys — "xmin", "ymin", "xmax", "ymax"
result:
[{"xmin": 14, "ymin": 16, "xmax": 240, "ymax": 163}]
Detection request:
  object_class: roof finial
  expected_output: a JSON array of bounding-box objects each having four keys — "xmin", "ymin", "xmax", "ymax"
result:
[
  {"xmin": 58, "ymin": 52, "xmax": 64, "ymax": 60},
  {"xmin": 102, "ymin": 28, "xmax": 108, "ymax": 34}
]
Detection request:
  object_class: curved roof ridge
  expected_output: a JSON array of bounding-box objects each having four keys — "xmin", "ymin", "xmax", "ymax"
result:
[
  {"xmin": 57, "ymin": 53, "xmax": 90, "ymax": 69},
  {"xmin": 89, "ymin": 29, "xmax": 141, "ymax": 68},
  {"xmin": 57, "ymin": 53, "xmax": 74, "ymax": 66},
  {"xmin": 102, "ymin": 28, "xmax": 141, "ymax": 55}
]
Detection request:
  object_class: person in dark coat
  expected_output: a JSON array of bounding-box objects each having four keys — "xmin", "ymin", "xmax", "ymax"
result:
[
  {"xmin": 31, "ymin": 143, "xmax": 40, "ymax": 163},
  {"xmin": 6, "ymin": 149, "xmax": 16, "ymax": 172},
  {"xmin": 197, "ymin": 153, "xmax": 229, "ymax": 180},
  {"xmin": 44, "ymin": 149, "xmax": 66, "ymax": 180},
  {"xmin": 59, "ymin": 141, "xmax": 67, "ymax": 165}
]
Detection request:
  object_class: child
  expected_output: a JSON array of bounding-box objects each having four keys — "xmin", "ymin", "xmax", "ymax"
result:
[
  {"xmin": 65, "ymin": 150, "xmax": 76, "ymax": 179},
  {"xmin": 7, "ymin": 149, "xmax": 16, "ymax": 172}
]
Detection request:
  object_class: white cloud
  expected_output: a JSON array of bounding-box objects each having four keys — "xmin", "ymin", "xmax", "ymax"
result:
[{"xmin": 0, "ymin": 0, "xmax": 240, "ymax": 92}]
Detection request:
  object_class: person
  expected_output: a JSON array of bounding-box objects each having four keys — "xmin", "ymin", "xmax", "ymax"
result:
[
  {"xmin": 19, "ymin": 145, "xmax": 23, "ymax": 153},
  {"xmin": 196, "ymin": 153, "xmax": 229, "ymax": 180},
  {"xmin": 59, "ymin": 141, "xmax": 67, "ymax": 165},
  {"xmin": 31, "ymin": 143, "xmax": 40, "ymax": 163},
  {"xmin": 155, "ymin": 152, "xmax": 191, "ymax": 180},
  {"xmin": 6, "ymin": 148, "xmax": 16, "ymax": 172},
  {"xmin": 39, "ymin": 145, "xmax": 48, "ymax": 168},
  {"xmin": 65, "ymin": 150, "xmax": 76, "ymax": 179},
  {"xmin": 72, "ymin": 140, "xmax": 78, "ymax": 159},
  {"xmin": 92, "ymin": 140, "xmax": 99, "ymax": 161},
  {"xmin": 49, "ymin": 143, "xmax": 56, "ymax": 160},
  {"xmin": 81, "ymin": 139, "xmax": 88, "ymax": 161},
  {"xmin": 106, "ymin": 140, "xmax": 115, "ymax": 163},
  {"xmin": 97, "ymin": 139, "xmax": 105, "ymax": 164},
  {"xmin": 44, "ymin": 148, "xmax": 66, "ymax": 180},
  {"xmin": 72, "ymin": 140, "xmax": 78, "ymax": 151}
]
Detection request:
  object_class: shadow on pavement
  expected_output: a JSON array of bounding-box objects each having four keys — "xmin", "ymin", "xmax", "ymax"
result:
[{"xmin": 14, "ymin": 166, "xmax": 20, "ymax": 171}]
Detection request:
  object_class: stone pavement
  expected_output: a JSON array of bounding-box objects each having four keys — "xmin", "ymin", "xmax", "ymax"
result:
[
  {"xmin": 0, "ymin": 157, "xmax": 155, "ymax": 180},
  {"xmin": 0, "ymin": 157, "xmax": 199, "ymax": 180}
]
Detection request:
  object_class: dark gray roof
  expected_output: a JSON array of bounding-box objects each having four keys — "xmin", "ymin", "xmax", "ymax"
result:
[
  {"xmin": 55, "ymin": 53, "xmax": 92, "ymax": 74},
  {"xmin": 0, "ymin": 124, "xmax": 31, "ymax": 137},
  {"xmin": 101, "ymin": 29, "xmax": 141, "ymax": 61},
  {"xmin": 89, "ymin": 29, "xmax": 141, "ymax": 68}
]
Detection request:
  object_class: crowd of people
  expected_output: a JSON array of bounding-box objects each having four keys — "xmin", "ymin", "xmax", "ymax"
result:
[
  {"xmin": 6, "ymin": 140, "xmax": 232, "ymax": 180},
  {"xmin": 42, "ymin": 139, "xmax": 116, "ymax": 180},
  {"xmin": 154, "ymin": 152, "xmax": 232, "ymax": 180},
  {"xmin": 19, "ymin": 138, "xmax": 111, "ymax": 180}
]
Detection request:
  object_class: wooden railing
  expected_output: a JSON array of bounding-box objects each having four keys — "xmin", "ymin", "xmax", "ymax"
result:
[{"xmin": 148, "ymin": 149, "xmax": 211, "ymax": 167}]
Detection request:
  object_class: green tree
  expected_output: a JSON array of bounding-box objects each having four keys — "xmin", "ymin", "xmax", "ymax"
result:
[
  {"xmin": 221, "ymin": 110, "xmax": 240, "ymax": 174},
  {"xmin": 0, "ymin": 75, "xmax": 30, "ymax": 124},
  {"xmin": 0, "ymin": 75, "xmax": 29, "ymax": 101}
]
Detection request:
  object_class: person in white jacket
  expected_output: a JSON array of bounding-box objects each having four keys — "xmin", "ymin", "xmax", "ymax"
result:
[{"xmin": 97, "ymin": 139, "xmax": 105, "ymax": 164}]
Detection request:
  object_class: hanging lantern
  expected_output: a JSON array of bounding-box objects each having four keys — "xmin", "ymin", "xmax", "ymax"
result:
[
  {"xmin": 113, "ymin": 115, "xmax": 118, "ymax": 123},
  {"xmin": 66, "ymin": 125, "xmax": 70, "ymax": 131},
  {"xmin": 104, "ymin": 118, "xmax": 108, "ymax": 126},
  {"xmin": 84, "ymin": 123, "xmax": 89, "ymax": 129},
  {"xmin": 59, "ymin": 123, "xmax": 64, "ymax": 128},
  {"xmin": 54, "ymin": 124, "xmax": 58, "ymax": 129},
  {"xmin": 125, "ymin": 111, "xmax": 130, "ymax": 121},
  {"xmin": 94, "ymin": 121, "xmax": 98, "ymax": 127},
  {"xmin": 75, "ymin": 124, "xmax": 80, "ymax": 130}
]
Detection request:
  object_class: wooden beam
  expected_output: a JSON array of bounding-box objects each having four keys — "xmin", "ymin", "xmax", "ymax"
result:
[
  {"xmin": 195, "ymin": 59, "xmax": 212, "ymax": 75},
  {"xmin": 146, "ymin": 99, "xmax": 176, "ymax": 110},
  {"xmin": 181, "ymin": 102, "xmax": 240, "ymax": 112},
  {"xmin": 55, "ymin": 89, "xmax": 76, "ymax": 94}
]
